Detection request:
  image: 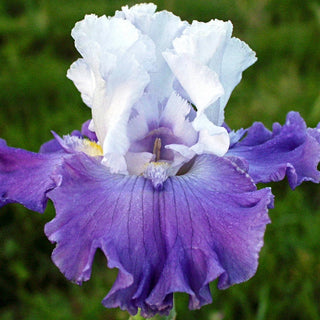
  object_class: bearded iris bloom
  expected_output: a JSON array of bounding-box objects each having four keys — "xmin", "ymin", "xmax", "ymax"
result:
[{"xmin": 1, "ymin": 3, "xmax": 320, "ymax": 318}]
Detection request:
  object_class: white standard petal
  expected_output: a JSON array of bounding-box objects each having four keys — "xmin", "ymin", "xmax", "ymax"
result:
[
  {"xmin": 67, "ymin": 58, "xmax": 95, "ymax": 108},
  {"xmin": 93, "ymin": 56, "xmax": 150, "ymax": 173},
  {"xmin": 163, "ymin": 51, "xmax": 224, "ymax": 111},
  {"xmin": 116, "ymin": 3, "xmax": 157, "ymax": 31},
  {"xmin": 117, "ymin": 4, "xmax": 188, "ymax": 99},
  {"xmin": 143, "ymin": 11, "xmax": 188, "ymax": 99},
  {"xmin": 163, "ymin": 19, "xmax": 231, "ymax": 115},
  {"xmin": 71, "ymin": 15, "xmax": 140, "ymax": 68},
  {"xmin": 69, "ymin": 14, "xmax": 156, "ymax": 173},
  {"xmin": 219, "ymin": 37, "xmax": 257, "ymax": 111},
  {"xmin": 163, "ymin": 17, "xmax": 256, "ymax": 127},
  {"xmin": 204, "ymin": 37, "xmax": 257, "ymax": 126},
  {"xmin": 172, "ymin": 19, "xmax": 232, "ymax": 65}
]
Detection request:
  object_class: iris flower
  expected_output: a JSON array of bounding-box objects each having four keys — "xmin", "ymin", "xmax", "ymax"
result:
[{"xmin": 1, "ymin": 3, "xmax": 320, "ymax": 318}]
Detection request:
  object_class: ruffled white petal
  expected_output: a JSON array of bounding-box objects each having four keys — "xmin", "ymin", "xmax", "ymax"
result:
[
  {"xmin": 218, "ymin": 37, "xmax": 257, "ymax": 111},
  {"xmin": 115, "ymin": 3, "xmax": 157, "ymax": 31},
  {"xmin": 205, "ymin": 37, "xmax": 257, "ymax": 126},
  {"xmin": 72, "ymin": 15, "xmax": 140, "ymax": 67},
  {"xmin": 96, "ymin": 55, "xmax": 150, "ymax": 172},
  {"xmin": 163, "ymin": 19, "xmax": 232, "ymax": 118},
  {"xmin": 67, "ymin": 5, "xmax": 255, "ymax": 176},
  {"xmin": 163, "ymin": 52, "xmax": 224, "ymax": 111},
  {"xmin": 163, "ymin": 18, "xmax": 256, "ymax": 126},
  {"xmin": 172, "ymin": 20, "xmax": 232, "ymax": 65},
  {"xmin": 143, "ymin": 11, "xmax": 187, "ymax": 99},
  {"xmin": 67, "ymin": 59, "xmax": 95, "ymax": 108},
  {"xmin": 116, "ymin": 4, "xmax": 187, "ymax": 99},
  {"xmin": 68, "ymin": 14, "xmax": 156, "ymax": 173}
]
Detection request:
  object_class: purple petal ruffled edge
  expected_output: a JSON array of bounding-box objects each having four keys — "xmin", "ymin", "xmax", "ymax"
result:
[
  {"xmin": 45, "ymin": 152, "xmax": 273, "ymax": 317},
  {"xmin": 228, "ymin": 112, "xmax": 320, "ymax": 189},
  {"xmin": 0, "ymin": 139, "xmax": 64, "ymax": 212},
  {"xmin": 1, "ymin": 121, "xmax": 99, "ymax": 212}
]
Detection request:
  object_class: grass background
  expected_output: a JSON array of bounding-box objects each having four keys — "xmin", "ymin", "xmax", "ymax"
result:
[{"xmin": 0, "ymin": 0, "xmax": 320, "ymax": 319}]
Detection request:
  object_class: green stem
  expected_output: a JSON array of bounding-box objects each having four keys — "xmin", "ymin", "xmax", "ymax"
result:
[
  {"xmin": 128, "ymin": 303, "xmax": 177, "ymax": 320},
  {"xmin": 128, "ymin": 309, "xmax": 145, "ymax": 320}
]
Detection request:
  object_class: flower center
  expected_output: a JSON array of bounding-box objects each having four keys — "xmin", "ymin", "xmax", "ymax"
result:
[
  {"xmin": 129, "ymin": 126, "xmax": 183, "ymax": 162},
  {"xmin": 143, "ymin": 137, "xmax": 176, "ymax": 190},
  {"xmin": 143, "ymin": 137, "xmax": 170, "ymax": 189}
]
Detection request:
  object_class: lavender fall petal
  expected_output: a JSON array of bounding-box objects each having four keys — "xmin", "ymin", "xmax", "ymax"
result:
[
  {"xmin": 45, "ymin": 152, "xmax": 272, "ymax": 317},
  {"xmin": 228, "ymin": 112, "xmax": 320, "ymax": 189},
  {"xmin": 0, "ymin": 139, "xmax": 63, "ymax": 212}
]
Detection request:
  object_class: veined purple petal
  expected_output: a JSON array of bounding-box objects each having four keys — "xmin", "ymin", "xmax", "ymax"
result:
[
  {"xmin": 0, "ymin": 139, "xmax": 63, "ymax": 212},
  {"xmin": 228, "ymin": 112, "xmax": 320, "ymax": 189},
  {"xmin": 45, "ymin": 152, "xmax": 272, "ymax": 317}
]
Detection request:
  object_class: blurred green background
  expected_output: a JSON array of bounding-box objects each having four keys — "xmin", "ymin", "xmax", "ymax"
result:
[{"xmin": 0, "ymin": 0, "xmax": 320, "ymax": 319}]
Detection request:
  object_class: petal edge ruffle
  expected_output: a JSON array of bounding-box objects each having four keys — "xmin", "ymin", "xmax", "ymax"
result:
[
  {"xmin": 45, "ymin": 152, "xmax": 272, "ymax": 317},
  {"xmin": 228, "ymin": 112, "xmax": 320, "ymax": 189},
  {"xmin": 0, "ymin": 139, "xmax": 63, "ymax": 212}
]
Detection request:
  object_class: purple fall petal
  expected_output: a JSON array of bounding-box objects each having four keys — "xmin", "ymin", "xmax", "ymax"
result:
[
  {"xmin": 307, "ymin": 123, "xmax": 320, "ymax": 144},
  {"xmin": 45, "ymin": 152, "xmax": 272, "ymax": 317},
  {"xmin": 228, "ymin": 112, "xmax": 320, "ymax": 189},
  {"xmin": 0, "ymin": 139, "xmax": 63, "ymax": 212},
  {"xmin": 40, "ymin": 138, "xmax": 65, "ymax": 154}
]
